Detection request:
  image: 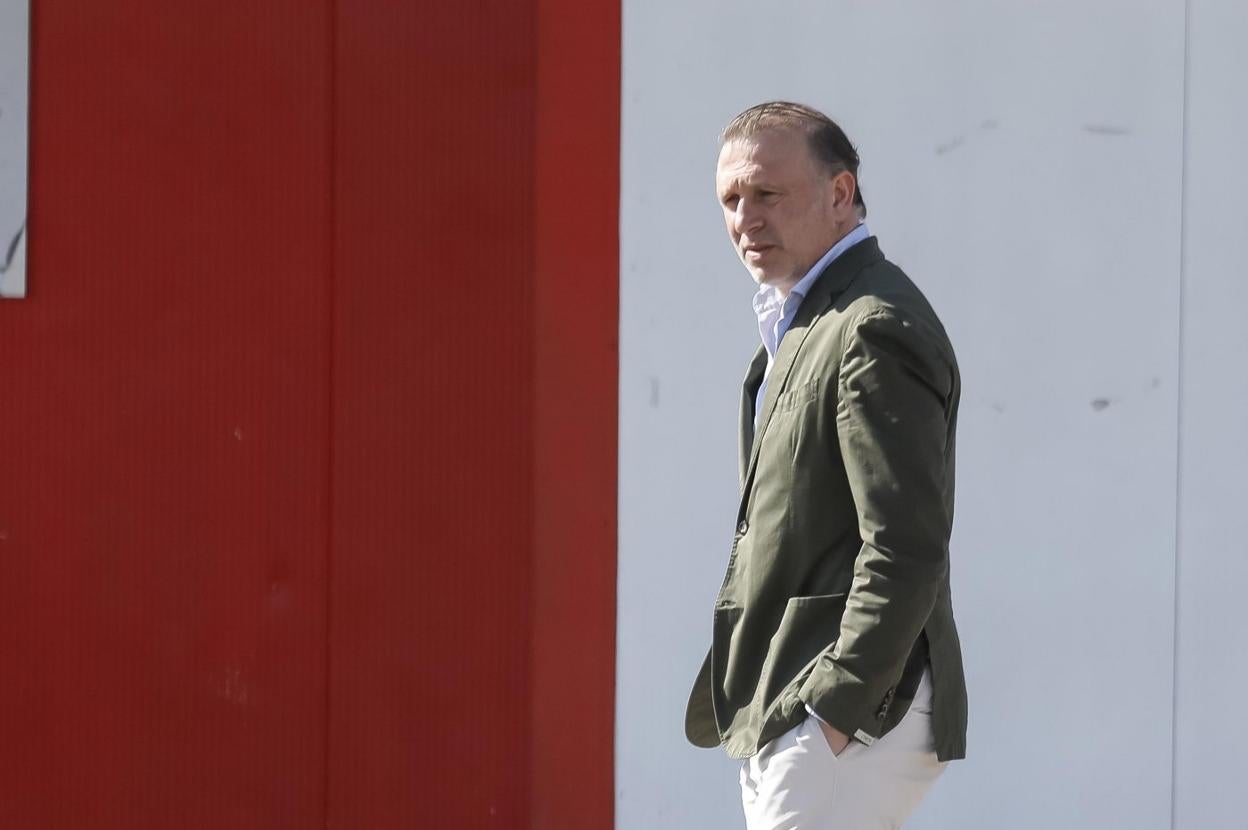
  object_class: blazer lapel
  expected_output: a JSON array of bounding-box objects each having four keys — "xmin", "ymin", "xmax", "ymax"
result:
[
  {"xmin": 739, "ymin": 346, "xmax": 768, "ymax": 488},
  {"xmin": 740, "ymin": 237, "xmax": 884, "ymax": 496}
]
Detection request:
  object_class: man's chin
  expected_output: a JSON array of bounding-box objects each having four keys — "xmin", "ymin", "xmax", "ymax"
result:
[{"xmin": 744, "ymin": 263, "xmax": 771, "ymax": 283}]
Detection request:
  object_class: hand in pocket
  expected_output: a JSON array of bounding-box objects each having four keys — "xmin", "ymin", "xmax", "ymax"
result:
[{"xmin": 815, "ymin": 718, "xmax": 851, "ymax": 757}]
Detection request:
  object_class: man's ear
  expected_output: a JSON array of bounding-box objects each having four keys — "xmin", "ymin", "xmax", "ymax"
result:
[{"xmin": 831, "ymin": 169, "xmax": 857, "ymax": 212}]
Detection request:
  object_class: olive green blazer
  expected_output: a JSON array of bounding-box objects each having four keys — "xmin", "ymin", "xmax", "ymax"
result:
[{"xmin": 684, "ymin": 237, "xmax": 967, "ymax": 762}]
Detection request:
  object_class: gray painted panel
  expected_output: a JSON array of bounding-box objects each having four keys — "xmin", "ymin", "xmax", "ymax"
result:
[
  {"xmin": 1173, "ymin": 2, "xmax": 1248, "ymax": 828},
  {"xmin": 619, "ymin": 2, "xmax": 1184, "ymax": 828}
]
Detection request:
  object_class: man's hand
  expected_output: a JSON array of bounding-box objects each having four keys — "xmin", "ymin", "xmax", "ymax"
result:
[{"xmin": 816, "ymin": 719, "xmax": 851, "ymax": 757}]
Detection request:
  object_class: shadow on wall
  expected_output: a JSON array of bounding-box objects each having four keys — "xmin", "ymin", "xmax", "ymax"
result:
[{"xmin": 0, "ymin": 221, "xmax": 25, "ymax": 297}]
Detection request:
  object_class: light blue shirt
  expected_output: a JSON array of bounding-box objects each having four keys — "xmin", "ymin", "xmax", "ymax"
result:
[{"xmin": 752, "ymin": 223, "xmax": 871, "ymax": 427}]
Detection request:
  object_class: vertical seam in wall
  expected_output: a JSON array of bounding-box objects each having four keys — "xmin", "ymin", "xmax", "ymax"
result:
[
  {"xmin": 1170, "ymin": 0, "xmax": 1191, "ymax": 828},
  {"xmin": 323, "ymin": 0, "xmax": 338, "ymax": 826}
]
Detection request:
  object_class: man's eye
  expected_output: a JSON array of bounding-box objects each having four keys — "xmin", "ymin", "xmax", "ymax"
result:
[{"xmin": 722, "ymin": 195, "xmax": 739, "ymax": 208}]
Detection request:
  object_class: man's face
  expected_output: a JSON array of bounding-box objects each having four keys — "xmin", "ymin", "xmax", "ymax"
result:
[{"xmin": 716, "ymin": 127, "xmax": 851, "ymax": 292}]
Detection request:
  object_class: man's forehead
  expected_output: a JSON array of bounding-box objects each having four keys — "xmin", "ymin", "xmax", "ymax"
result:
[
  {"xmin": 716, "ymin": 148, "xmax": 761, "ymax": 183},
  {"xmin": 717, "ymin": 128, "xmax": 811, "ymax": 183}
]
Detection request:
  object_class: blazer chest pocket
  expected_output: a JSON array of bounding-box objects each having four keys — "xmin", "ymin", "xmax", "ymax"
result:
[{"xmin": 776, "ymin": 378, "xmax": 819, "ymax": 414}]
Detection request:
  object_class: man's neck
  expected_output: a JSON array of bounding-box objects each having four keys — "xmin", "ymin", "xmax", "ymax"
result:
[
  {"xmin": 768, "ymin": 275, "xmax": 801, "ymax": 300},
  {"xmin": 772, "ymin": 222, "xmax": 867, "ymax": 300}
]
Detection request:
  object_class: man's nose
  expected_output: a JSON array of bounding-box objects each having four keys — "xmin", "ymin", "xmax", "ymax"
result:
[{"xmin": 733, "ymin": 200, "xmax": 763, "ymax": 235}]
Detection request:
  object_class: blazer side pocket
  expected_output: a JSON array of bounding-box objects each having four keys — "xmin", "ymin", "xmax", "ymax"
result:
[{"xmin": 754, "ymin": 593, "xmax": 849, "ymax": 718}]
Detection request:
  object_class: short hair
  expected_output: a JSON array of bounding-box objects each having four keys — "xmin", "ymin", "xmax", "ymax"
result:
[{"xmin": 720, "ymin": 101, "xmax": 867, "ymax": 219}]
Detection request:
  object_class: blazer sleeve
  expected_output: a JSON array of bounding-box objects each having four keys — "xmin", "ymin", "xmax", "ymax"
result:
[{"xmin": 799, "ymin": 306, "xmax": 956, "ymax": 739}]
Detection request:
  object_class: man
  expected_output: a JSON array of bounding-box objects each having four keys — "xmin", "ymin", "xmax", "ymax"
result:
[{"xmin": 684, "ymin": 102, "xmax": 967, "ymax": 829}]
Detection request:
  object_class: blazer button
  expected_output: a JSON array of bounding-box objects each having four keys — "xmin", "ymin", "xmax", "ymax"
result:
[{"xmin": 736, "ymin": 520, "xmax": 749, "ymax": 536}]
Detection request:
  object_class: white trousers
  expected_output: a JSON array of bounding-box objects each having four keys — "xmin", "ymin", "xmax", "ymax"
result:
[{"xmin": 739, "ymin": 669, "xmax": 947, "ymax": 830}]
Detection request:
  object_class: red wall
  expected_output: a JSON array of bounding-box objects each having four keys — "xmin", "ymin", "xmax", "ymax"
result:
[{"xmin": 0, "ymin": 3, "xmax": 616, "ymax": 827}]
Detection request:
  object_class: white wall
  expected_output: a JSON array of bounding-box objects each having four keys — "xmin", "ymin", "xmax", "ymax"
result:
[
  {"xmin": 617, "ymin": 2, "xmax": 1242, "ymax": 827},
  {"xmin": 0, "ymin": 0, "xmax": 28, "ymax": 298},
  {"xmin": 1173, "ymin": 2, "xmax": 1248, "ymax": 828}
]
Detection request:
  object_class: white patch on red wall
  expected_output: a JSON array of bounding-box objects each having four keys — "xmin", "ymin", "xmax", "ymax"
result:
[{"xmin": 0, "ymin": 0, "xmax": 29, "ymax": 299}]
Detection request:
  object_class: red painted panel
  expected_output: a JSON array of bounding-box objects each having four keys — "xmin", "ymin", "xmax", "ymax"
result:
[
  {"xmin": 0, "ymin": 3, "xmax": 617, "ymax": 826},
  {"xmin": 531, "ymin": 0, "xmax": 621, "ymax": 826},
  {"xmin": 0, "ymin": 4, "xmax": 331, "ymax": 827},
  {"xmin": 328, "ymin": 2, "xmax": 538, "ymax": 828},
  {"xmin": 329, "ymin": 1, "xmax": 620, "ymax": 827}
]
